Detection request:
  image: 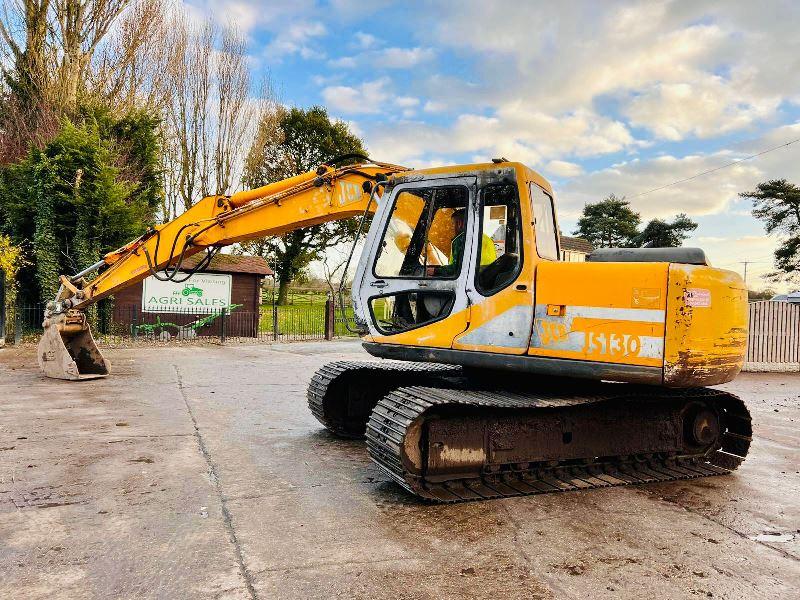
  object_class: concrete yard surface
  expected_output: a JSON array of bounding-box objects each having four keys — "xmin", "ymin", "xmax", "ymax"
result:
[{"xmin": 0, "ymin": 341, "xmax": 798, "ymax": 599}]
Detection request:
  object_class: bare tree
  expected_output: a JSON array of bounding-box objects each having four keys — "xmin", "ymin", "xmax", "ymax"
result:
[
  {"xmin": 0, "ymin": 0, "xmax": 52, "ymax": 100},
  {"xmin": 161, "ymin": 13, "xmax": 264, "ymax": 217},
  {"xmin": 213, "ymin": 30, "xmax": 251, "ymax": 195},
  {"xmin": 162, "ymin": 16, "xmax": 212, "ymax": 216},
  {"xmin": 52, "ymin": 0, "xmax": 131, "ymax": 108},
  {"xmin": 0, "ymin": 1, "xmax": 59, "ymax": 161},
  {"xmin": 92, "ymin": 0, "xmax": 171, "ymax": 112},
  {"xmin": 0, "ymin": 0, "xmax": 166, "ymax": 161},
  {"xmin": 321, "ymin": 249, "xmax": 350, "ymax": 299}
]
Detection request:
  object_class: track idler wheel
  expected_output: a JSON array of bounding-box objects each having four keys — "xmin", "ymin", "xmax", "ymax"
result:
[{"xmin": 682, "ymin": 403, "xmax": 721, "ymax": 448}]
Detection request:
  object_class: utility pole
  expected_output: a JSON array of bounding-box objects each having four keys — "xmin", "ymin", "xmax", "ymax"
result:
[{"xmin": 740, "ymin": 261, "xmax": 750, "ymax": 286}]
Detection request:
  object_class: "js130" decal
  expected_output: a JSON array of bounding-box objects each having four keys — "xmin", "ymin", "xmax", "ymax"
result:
[{"xmin": 582, "ymin": 331, "xmax": 641, "ymax": 358}]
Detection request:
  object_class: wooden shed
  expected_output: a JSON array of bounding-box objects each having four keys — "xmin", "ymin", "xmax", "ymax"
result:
[{"xmin": 113, "ymin": 254, "xmax": 273, "ymax": 338}]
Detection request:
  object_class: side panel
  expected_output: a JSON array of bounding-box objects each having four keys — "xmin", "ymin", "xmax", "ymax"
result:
[
  {"xmin": 530, "ymin": 262, "xmax": 670, "ymax": 370},
  {"xmin": 664, "ymin": 265, "xmax": 748, "ymax": 386},
  {"xmin": 368, "ymin": 306, "xmax": 471, "ymax": 348}
]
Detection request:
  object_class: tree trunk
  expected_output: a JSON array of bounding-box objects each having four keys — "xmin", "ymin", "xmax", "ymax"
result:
[
  {"xmin": 22, "ymin": 0, "xmax": 51, "ymax": 101},
  {"xmin": 277, "ymin": 279, "xmax": 290, "ymax": 305}
]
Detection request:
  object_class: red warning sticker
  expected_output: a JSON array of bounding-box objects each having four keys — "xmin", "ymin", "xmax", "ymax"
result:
[{"xmin": 684, "ymin": 288, "xmax": 711, "ymax": 307}]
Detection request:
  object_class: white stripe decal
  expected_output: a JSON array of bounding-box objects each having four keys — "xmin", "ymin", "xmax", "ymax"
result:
[
  {"xmin": 531, "ymin": 304, "xmax": 666, "ymax": 359},
  {"xmin": 564, "ymin": 306, "xmax": 665, "ymax": 323}
]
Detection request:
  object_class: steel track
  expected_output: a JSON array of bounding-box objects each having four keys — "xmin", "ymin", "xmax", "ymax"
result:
[
  {"xmin": 307, "ymin": 360, "xmax": 462, "ymax": 437},
  {"xmin": 365, "ymin": 385, "xmax": 752, "ymax": 502}
]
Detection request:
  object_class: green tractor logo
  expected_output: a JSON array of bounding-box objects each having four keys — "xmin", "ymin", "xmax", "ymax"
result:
[{"xmin": 182, "ymin": 284, "xmax": 203, "ymax": 298}]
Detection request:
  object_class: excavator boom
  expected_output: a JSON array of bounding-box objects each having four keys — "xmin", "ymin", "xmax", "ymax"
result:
[{"xmin": 38, "ymin": 159, "xmax": 407, "ymax": 379}]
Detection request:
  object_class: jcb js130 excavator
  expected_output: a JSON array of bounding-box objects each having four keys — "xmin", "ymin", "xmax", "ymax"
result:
[{"xmin": 39, "ymin": 156, "xmax": 751, "ymax": 502}]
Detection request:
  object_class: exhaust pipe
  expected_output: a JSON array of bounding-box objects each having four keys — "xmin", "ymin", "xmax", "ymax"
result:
[{"xmin": 38, "ymin": 310, "xmax": 110, "ymax": 380}]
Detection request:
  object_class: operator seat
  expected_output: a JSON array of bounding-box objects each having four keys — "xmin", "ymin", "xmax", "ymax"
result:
[{"xmin": 478, "ymin": 253, "xmax": 519, "ymax": 292}]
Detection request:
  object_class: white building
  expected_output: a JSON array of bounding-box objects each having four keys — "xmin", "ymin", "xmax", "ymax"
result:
[{"xmin": 559, "ymin": 235, "xmax": 594, "ymax": 262}]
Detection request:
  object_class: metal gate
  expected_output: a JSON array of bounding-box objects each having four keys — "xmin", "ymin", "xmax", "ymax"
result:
[{"xmin": 745, "ymin": 301, "xmax": 800, "ymax": 371}]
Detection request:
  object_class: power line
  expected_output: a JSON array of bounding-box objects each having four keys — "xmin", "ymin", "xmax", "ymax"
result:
[
  {"xmin": 627, "ymin": 136, "xmax": 800, "ymax": 200},
  {"xmin": 718, "ymin": 258, "xmax": 770, "ymax": 267}
]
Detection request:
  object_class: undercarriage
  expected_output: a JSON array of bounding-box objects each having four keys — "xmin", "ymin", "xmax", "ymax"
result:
[{"xmin": 308, "ymin": 361, "xmax": 751, "ymax": 502}]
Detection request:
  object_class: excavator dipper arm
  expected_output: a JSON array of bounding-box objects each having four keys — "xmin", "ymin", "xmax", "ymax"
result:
[{"xmin": 39, "ymin": 160, "xmax": 407, "ymax": 380}]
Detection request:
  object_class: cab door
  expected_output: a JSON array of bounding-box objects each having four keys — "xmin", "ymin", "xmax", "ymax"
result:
[
  {"xmin": 353, "ymin": 176, "xmax": 477, "ymax": 348},
  {"xmin": 452, "ymin": 176, "xmax": 536, "ymax": 354}
]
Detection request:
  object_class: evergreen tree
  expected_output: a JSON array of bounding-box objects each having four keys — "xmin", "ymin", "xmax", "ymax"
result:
[
  {"xmin": 0, "ymin": 108, "xmax": 162, "ymax": 304},
  {"xmin": 634, "ymin": 213, "xmax": 698, "ymax": 247},
  {"xmin": 741, "ymin": 179, "xmax": 800, "ymax": 282},
  {"xmin": 574, "ymin": 194, "xmax": 641, "ymax": 248}
]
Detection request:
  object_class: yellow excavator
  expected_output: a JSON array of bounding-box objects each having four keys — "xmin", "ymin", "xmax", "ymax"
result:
[{"xmin": 38, "ymin": 156, "xmax": 751, "ymax": 502}]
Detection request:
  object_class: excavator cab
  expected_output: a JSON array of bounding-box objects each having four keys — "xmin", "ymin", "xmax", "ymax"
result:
[{"xmin": 353, "ymin": 163, "xmax": 544, "ymax": 355}]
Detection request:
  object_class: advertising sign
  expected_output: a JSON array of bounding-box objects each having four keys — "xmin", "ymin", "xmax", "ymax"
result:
[{"xmin": 142, "ymin": 272, "xmax": 232, "ymax": 313}]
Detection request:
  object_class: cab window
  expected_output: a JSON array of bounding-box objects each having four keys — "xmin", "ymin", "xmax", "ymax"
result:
[
  {"xmin": 374, "ymin": 186, "xmax": 469, "ymax": 279},
  {"xmin": 475, "ymin": 184, "xmax": 522, "ymax": 295},
  {"xmin": 530, "ymin": 184, "xmax": 559, "ymax": 260},
  {"xmin": 370, "ymin": 291, "xmax": 455, "ymax": 334}
]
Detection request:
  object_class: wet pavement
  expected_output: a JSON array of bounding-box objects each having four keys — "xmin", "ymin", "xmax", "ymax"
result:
[{"xmin": 0, "ymin": 340, "xmax": 798, "ymax": 599}]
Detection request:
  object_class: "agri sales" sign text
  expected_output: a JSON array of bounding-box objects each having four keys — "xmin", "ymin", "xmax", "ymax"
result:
[{"xmin": 142, "ymin": 272, "xmax": 232, "ymax": 313}]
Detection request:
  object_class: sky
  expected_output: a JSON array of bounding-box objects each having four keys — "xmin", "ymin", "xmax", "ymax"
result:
[{"xmin": 185, "ymin": 0, "xmax": 800, "ymax": 291}]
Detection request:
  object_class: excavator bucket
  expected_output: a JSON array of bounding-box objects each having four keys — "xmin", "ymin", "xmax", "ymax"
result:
[{"xmin": 38, "ymin": 311, "xmax": 110, "ymax": 380}]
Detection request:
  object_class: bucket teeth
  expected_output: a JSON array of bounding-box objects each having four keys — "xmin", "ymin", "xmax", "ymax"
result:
[{"xmin": 38, "ymin": 311, "xmax": 110, "ymax": 380}]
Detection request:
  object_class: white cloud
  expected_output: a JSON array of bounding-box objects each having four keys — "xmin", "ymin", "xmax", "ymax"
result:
[
  {"xmin": 184, "ymin": 0, "xmax": 263, "ymax": 33},
  {"xmin": 558, "ymin": 153, "xmax": 763, "ymax": 220},
  {"xmin": 376, "ymin": 47, "xmax": 435, "ymax": 69},
  {"xmin": 311, "ymin": 73, "xmax": 344, "ymax": 86},
  {"xmin": 394, "ymin": 96, "xmax": 420, "ymax": 118},
  {"xmin": 394, "ymin": 96, "xmax": 419, "ymax": 109},
  {"xmin": 328, "ymin": 56, "xmax": 357, "ymax": 69},
  {"xmin": 362, "ymin": 106, "xmax": 634, "ymax": 167},
  {"xmin": 265, "ymin": 21, "xmax": 326, "ymax": 58},
  {"xmin": 353, "ymin": 31, "xmax": 378, "ymax": 49},
  {"xmin": 625, "ymin": 77, "xmax": 781, "ymax": 141},
  {"xmin": 327, "ymin": 0, "xmax": 393, "ymax": 18},
  {"xmin": 423, "ymin": 100, "xmax": 447, "ymax": 113},
  {"xmin": 418, "ymin": 1, "xmax": 800, "ymax": 142},
  {"xmin": 184, "ymin": 0, "xmax": 316, "ymax": 35},
  {"xmin": 498, "ymin": 104, "xmax": 635, "ymax": 158},
  {"xmin": 326, "ymin": 46, "xmax": 435, "ymax": 71},
  {"xmin": 546, "ymin": 160, "xmax": 584, "ymax": 178},
  {"xmin": 321, "ymin": 77, "xmax": 391, "ymax": 114}
]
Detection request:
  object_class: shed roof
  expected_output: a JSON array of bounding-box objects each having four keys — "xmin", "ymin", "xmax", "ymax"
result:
[
  {"xmin": 559, "ymin": 235, "xmax": 594, "ymax": 254},
  {"xmin": 181, "ymin": 253, "xmax": 274, "ymax": 276}
]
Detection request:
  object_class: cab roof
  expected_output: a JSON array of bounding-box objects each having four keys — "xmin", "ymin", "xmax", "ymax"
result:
[{"xmin": 394, "ymin": 161, "xmax": 554, "ymax": 195}]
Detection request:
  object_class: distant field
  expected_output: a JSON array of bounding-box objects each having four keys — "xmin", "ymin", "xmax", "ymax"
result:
[
  {"xmin": 257, "ymin": 290, "xmax": 391, "ymax": 337},
  {"xmin": 261, "ymin": 290, "xmax": 330, "ymax": 306},
  {"xmin": 258, "ymin": 300, "xmax": 357, "ymax": 337}
]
